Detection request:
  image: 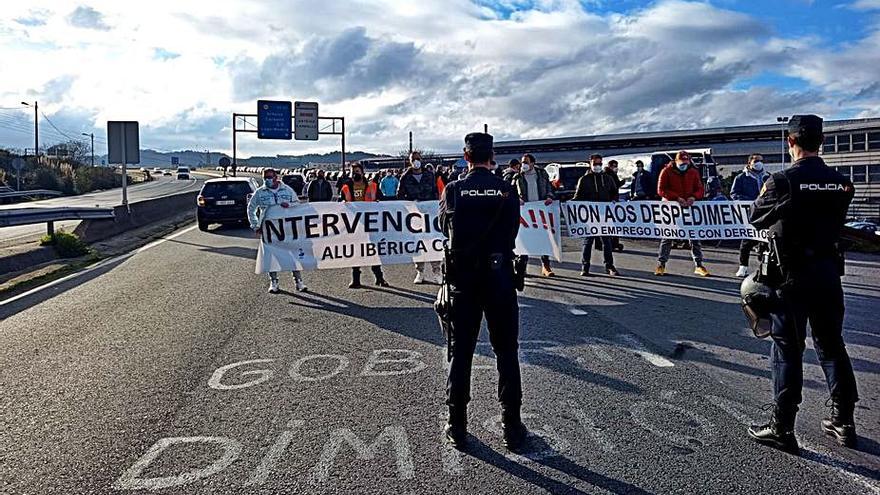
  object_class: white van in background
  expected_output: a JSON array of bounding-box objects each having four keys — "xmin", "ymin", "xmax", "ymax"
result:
[{"xmin": 176, "ymin": 167, "xmax": 191, "ymax": 180}]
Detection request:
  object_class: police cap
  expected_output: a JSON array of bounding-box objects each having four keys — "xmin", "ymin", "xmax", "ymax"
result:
[
  {"xmin": 464, "ymin": 132, "xmax": 494, "ymax": 154},
  {"xmin": 788, "ymin": 114, "xmax": 823, "ymax": 138}
]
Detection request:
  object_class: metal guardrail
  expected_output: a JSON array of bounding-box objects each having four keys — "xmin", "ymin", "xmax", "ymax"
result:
[
  {"xmin": 0, "ymin": 207, "xmax": 115, "ymax": 237},
  {"xmin": 0, "ymin": 189, "xmax": 63, "ymax": 199}
]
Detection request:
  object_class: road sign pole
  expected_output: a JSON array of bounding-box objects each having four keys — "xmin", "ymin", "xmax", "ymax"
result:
[
  {"xmin": 121, "ymin": 130, "xmax": 128, "ymax": 206},
  {"xmin": 232, "ymin": 114, "xmax": 237, "ymax": 177}
]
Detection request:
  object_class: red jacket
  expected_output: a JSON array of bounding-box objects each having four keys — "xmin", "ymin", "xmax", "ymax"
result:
[{"xmin": 657, "ymin": 164, "xmax": 704, "ymax": 201}]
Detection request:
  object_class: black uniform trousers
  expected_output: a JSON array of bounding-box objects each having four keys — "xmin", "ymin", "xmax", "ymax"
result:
[
  {"xmin": 770, "ymin": 258, "xmax": 858, "ymax": 408},
  {"xmin": 446, "ymin": 268, "xmax": 522, "ymax": 409}
]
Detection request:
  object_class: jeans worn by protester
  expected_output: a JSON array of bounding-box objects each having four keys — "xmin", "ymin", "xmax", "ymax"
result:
[{"xmin": 247, "ymin": 180, "xmax": 306, "ymax": 293}]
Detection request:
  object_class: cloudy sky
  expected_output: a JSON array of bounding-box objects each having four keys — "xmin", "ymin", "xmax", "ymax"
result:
[{"xmin": 1, "ymin": 0, "xmax": 879, "ymax": 158}]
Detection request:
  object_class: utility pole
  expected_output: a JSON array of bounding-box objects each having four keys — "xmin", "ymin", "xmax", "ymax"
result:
[
  {"xmin": 205, "ymin": 149, "xmax": 210, "ymax": 168},
  {"xmin": 408, "ymin": 131, "xmax": 413, "ymax": 155},
  {"xmin": 21, "ymin": 101, "xmax": 38, "ymax": 163},
  {"xmin": 82, "ymin": 133, "xmax": 94, "ymax": 166},
  {"xmin": 484, "ymin": 123, "xmax": 488, "ymax": 133}
]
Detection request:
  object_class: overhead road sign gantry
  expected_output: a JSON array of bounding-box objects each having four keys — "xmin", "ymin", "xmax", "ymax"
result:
[
  {"xmin": 294, "ymin": 101, "xmax": 319, "ymax": 141},
  {"xmin": 257, "ymin": 100, "xmax": 292, "ymax": 140}
]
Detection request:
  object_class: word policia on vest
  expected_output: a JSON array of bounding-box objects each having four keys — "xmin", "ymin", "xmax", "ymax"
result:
[{"xmin": 256, "ymin": 200, "xmax": 764, "ymax": 273}]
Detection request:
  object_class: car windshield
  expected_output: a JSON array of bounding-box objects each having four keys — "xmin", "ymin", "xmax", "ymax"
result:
[
  {"xmin": 559, "ymin": 167, "xmax": 589, "ymax": 185},
  {"xmin": 202, "ymin": 182, "xmax": 251, "ymax": 196}
]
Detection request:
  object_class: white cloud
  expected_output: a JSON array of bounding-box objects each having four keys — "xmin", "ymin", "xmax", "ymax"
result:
[{"xmin": 0, "ymin": 0, "xmax": 877, "ymax": 157}]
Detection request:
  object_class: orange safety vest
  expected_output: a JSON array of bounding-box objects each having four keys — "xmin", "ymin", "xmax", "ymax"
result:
[
  {"xmin": 437, "ymin": 176, "xmax": 446, "ymax": 197},
  {"xmin": 341, "ymin": 181, "xmax": 378, "ymax": 202}
]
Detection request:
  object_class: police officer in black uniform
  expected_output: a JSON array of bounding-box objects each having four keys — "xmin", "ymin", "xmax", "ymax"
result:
[
  {"xmin": 439, "ymin": 132, "xmax": 527, "ymax": 450},
  {"xmin": 747, "ymin": 115, "xmax": 859, "ymax": 453}
]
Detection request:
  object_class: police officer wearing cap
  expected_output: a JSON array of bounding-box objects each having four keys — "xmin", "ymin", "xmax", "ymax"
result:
[
  {"xmin": 439, "ymin": 132, "xmax": 527, "ymax": 451},
  {"xmin": 746, "ymin": 115, "xmax": 859, "ymax": 453}
]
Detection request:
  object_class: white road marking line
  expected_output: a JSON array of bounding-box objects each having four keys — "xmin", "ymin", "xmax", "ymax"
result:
[
  {"xmin": 568, "ymin": 307, "xmax": 587, "ymax": 315},
  {"xmin": 246, "ymin": 420, "xmax": 305, "ymax": 486},
  {"xmin": 616, "ymin": 334, "xmax": 675, "ymax": 368},
  {"xmin": 0, "ymin": 224, "xmax": 198, "ymax": 308}
]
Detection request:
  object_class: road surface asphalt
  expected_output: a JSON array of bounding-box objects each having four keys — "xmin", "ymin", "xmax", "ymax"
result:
[{"xmin": 0, "ymin": 226, "xmax": 878, "ymax": 494}]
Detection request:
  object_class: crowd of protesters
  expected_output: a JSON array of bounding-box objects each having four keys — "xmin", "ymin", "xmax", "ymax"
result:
[{"xmin": 255, "ymin": 148, "xmax": 767, "ymax": 293}]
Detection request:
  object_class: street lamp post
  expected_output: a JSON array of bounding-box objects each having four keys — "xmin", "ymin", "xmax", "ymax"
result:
[
  {"xmin": 776, "ymin": 116, "xmax": 789, "ymax": 169},
  {"xmin": 82, "ymin": 133, "xmax": 94, "ymax": 167},
  {"xmin": 21, "ymin": 101, "xmax": 38, "ymax": 163}
]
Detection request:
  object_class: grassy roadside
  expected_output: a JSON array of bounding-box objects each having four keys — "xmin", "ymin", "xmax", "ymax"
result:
[{"xmin": 0, "ymin": 213, "xmax": 195, "ymax": 302}]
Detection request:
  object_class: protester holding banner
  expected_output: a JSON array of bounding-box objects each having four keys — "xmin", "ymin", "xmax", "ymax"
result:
[
  {"xmin": 574, "ymin": 154, "xmax": 620, "ymax": 276},
  {"xmin": 731, "ymin": 154, "xmax": 769, "ymax": 277},
  {"xmin": 398, "ymin": 151, "xmax": 442, "ymax": 284},
  {"xmin": 247, "ymin": 168, "xmax": 308, "ymax": 293},
  {"xmin": 655, "ymin": 151, "xmax": 711, "ymax": 277},
  {"xmin": 512, "ymin": 153, "xmax": 556, "ymax": 277},
  {"xmin": 338, "ymin": 162, "xmax": 389, "ymax": 288}
]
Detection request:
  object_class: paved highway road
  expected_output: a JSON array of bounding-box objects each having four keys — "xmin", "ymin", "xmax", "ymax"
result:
[
  {"xmin": 0, "ymin": 230, "xmax": 877, "ymax": 494},
  {"xmin": 0, "ymin": 175, "xmax": 204, "ymax": 248}
]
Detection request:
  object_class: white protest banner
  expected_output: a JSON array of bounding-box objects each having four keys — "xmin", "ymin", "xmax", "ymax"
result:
[
  {"xmin": 562, "ymin": 200, "xmax": 767, "ymax": 242},
  {"xmin": 255, "ymin": 201, "xmax": 563, "ymax": 273},
  {"xmin": 516, "ymin": 201, "xmax": 562, "ymax": 260}
]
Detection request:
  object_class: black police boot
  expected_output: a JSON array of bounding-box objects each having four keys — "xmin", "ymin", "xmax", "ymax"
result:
[
  {"xmin": 748, "ymin": 405, "xmax": 799, "ymax": 455},
  {"xmin": 580, "ymin": 264, "xmax": 591, "ymax": 277},
  {"xmin": 375, "ymin": 276, "xmax": 390, "ymax": 287},
  {"xmin": 349, "ymin": 271, "xmax": 362, "ymax": 289},
  {"xmin": 821, "ymin": 399, "xmax": 857, "ymax": 447},
  {"xmin": 444, "ymin": 406, "xmax": 468, "ymax": 449},
  {"xmin": 502, "ymin": 407, "xmax": 528, "ymax": 452}
]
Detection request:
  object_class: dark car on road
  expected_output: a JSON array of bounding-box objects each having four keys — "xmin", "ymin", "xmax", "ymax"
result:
[{"xmin": 197, "ymin": 177, "xmax": 260, "ymax": 231}]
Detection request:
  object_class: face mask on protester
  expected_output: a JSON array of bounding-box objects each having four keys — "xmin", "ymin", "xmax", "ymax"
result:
[
  {"xmin": 677, "ymin": 163, "xmax": 689, "ymax": 172},
  {"xmin": 264, "ymin": 177, "xmax": 276, "ymax": 188},
  {"xmin": 353, "ymin": 172, "xmax": 363, "ymax": 181},
  {"xmin": 591, "ymin": 165, "xmax": 603, "ymax": 173},
  {"xmin": 752, "ymin": 161, "xmax": 764, "ymax": 172},
  {"xmin": 522, "ymin": 163, "xmax": 532, "ymax": 173},
  {"xmin": 412, "ymin": 160, "xmax": 422, "ymax": 170}
]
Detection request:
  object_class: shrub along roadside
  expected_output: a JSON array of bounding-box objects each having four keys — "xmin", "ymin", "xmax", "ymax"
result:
[{"xmin": 40, "ymin": 231, "xmax": 92, "ymax": 258}]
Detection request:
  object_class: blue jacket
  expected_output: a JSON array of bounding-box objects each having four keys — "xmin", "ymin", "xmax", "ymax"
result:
[
  {"xmin": 731, "ymin": 168, "xmax": 768, "ymax": 201},
  {"xmin": 379, "ymin": 175, "xmax": 399, "ymax": 198}
]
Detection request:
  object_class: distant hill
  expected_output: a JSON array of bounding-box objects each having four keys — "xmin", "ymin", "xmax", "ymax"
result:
[{"xmin": 95, "ymin": 149, "xmax": 390, "ymax": 168}]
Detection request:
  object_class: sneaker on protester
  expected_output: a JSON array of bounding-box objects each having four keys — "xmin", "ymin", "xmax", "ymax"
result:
[
  {"xmin": 295, "ymin": 278, "xmax": 308, "ymax": 292},
  {"xmin": 268, "ymin": 279, "xmax": 280, "ymax": 294},
  {"xmin": 694, "ymin": 265, "xmax": 711, "ymax": 277},
  {"xmin": 414, "ymin": 270, "xmax": 425, "ymax": 284},
  {"xmin": 735, "ymin": 265, "xmax": 750, "ymax": 278},
  {"xmin": 429, "ymin": 270, "xmax": 444, "ymax": 285}
]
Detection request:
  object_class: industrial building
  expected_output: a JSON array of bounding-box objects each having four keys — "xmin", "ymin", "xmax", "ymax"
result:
[{"xmin": 361, "ymin": 118, "xmax": 880, "ymax": 221}]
